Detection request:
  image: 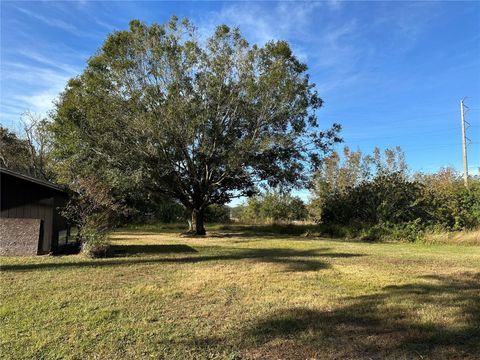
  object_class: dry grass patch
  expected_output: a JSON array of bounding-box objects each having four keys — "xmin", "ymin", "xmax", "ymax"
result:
[{"xmin": 423, "ymin": 229, "xmax": 480, "ymax": 245}]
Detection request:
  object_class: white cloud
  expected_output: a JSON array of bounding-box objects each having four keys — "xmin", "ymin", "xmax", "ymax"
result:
[{"xmin": 311, "ymin": 21, "xmax": 359, "ymax": 68}]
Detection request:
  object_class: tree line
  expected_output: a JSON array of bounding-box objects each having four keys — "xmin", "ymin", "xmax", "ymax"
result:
[
  {"xmin": 1, "ymin": 17, "xmax": 478, "ymax": 254},
  {"xmin": 2, "ymin": 123, "xmax": 479, "ymax": 245},
  {"xmin": 231, "ymin": 146, "xmax": 479, "ymax": 241},
  {"xmin": 308, "ymin": 146, "xmax": 480, "ymax": 241},
  {"xmin": 4, "ymin": 119, "xmax": 477, "ymax": 243}
]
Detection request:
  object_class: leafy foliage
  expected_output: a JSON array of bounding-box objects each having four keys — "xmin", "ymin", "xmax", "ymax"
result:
[
  {"xmin": 238, "ymin": 190, "xmax": 308, "ymax": 223},
  {"xmin": 320, "ymin": 172, "xmax": 426, "ymax": 226},
  {"xmin": 310, "ymin": 147, "xmax": 480, "ymax": 241},
  {"xmin": 61, "ymin": 177, "xmax": 122, "ymax": 232},
  {"xmin": 50, "ymin": 17, "xmax": 340, "ymax": 234},
  {"xmin": 204, "ymin": 204, "xmax": 231, "ymax": 223},
  {"xmin": 61, "ymin": 177, "xmax": 120, "ymax": 256},
  {"xmin": 80, "ymin": 228, "xmax": 110, "ymax": 258},
  {"xmin": 0, "ymin": 127, "xmax": 32, "ymax": 173},
  {"xmin": 0, "ymin": 113, "xmax": 54, "ymax": 180},
  {"xmin": 418, "ymin": 168, "xmax": 480, "ymax": 230}
]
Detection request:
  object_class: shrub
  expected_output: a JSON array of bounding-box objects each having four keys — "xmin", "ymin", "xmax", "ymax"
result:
[
  {"xmin": 204, "ymin": 204, "xmax": 231, "ymax": 223},
  {"xmin": 387, "ymin": 220, "xmax": 424, "ymax": 242},
  {"xmin": 317, "ymin": 224, "xmax": 351, "ymax": 238},
  {"xmin": 359, "ymin": 225, "xmax": 385, "ymax": 242},
  {"xmin": 80, "ymin": 227, "xmax": 109, "ymax": 258},
  {"xmin": 76, "ymin": 221, "xmax": 111, "ymax": 258},
  {"xmin": 310, "ymin": 152, "xmax": 480, "ymax": 242}
]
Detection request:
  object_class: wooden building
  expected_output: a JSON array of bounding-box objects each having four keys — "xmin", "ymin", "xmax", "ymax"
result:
[{"xmin": 0, "ymin": 168, "xmax": 71, "ymax": 255}]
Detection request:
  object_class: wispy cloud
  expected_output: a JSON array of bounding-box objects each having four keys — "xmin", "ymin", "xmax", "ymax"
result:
[
  {"xmin": 1, "ymin": 3, "xmax": 94, "ymax": 125},
  {"xmin": 14, "ymin": 5, "xmax": 106, "ymax": 39},
  {"xmin": 203, "ymin": 2, "xmax": 320, "ymax": 45},
  {"xmin": 199, "ymin": 2, "xmax": 363, "ymax": 97},
  {"xmin": 16, "ymin": 7, "xmax": 78, "ymax": 33},
  {"xmin": 94, "ymin": 18, "xmax": 119, "ymax": 31},
  {"xmin": 326, "ymin": 0, "xmax": 343, "ymax": 11},
  {"xmin": 17, "ymin": 50, "xmax": 80, "ymax": 73},
  {"xmin": 1, "ymin": 59, "xmax": 78, "ymax": 122}
]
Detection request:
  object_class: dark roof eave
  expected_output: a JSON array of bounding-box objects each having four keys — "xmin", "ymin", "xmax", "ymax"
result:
[{"xmin": 0, "ymin": 167, "xmax": 69, "ymax": 193}]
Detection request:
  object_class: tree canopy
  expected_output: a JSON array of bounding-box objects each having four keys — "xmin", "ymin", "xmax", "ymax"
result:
[{"xmin": 51, "ymin": 17, "xmax": 340, "ymax": 234}]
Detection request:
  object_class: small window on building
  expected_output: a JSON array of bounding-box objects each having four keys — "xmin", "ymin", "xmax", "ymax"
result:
[{"xmin": 58, "ymin": 230, "xmax": 68, "ymax": 246}]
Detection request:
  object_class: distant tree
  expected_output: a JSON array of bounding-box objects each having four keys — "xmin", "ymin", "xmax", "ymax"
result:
[
  {"xmin": 241, "ymin": 196, "xmax": 263, "ymax": 222},
  {"xmin": 230, "ymin": 205, "xmax": 246, "ymax": 221},
  {"xmin": 148, "ymin": 200, "xmax": 186, "ymax": 223},
  {"xmin": 288, "ymin": 196, "xmax": 308, "ymax": 221},
  {"xmin": 21, "ymin": 112, "xmax": 55, "ymax": 180},
  {"xmin": 416, "ymin": 168, "xmax": 480, "ymax": 230},
  {"xmin": 310, "ymin": 146, "xmax": 409, "ymax": 223},
  {"xmin": 204, "ymin": 204, "xmax": 231, "ymax": 223},
  {"xmin": 0, "ymin": 126, "xmax": 32, "ymax": 174},
  {"xmin": 309, "ymin": 147, "xmax": 480, "ymax": 234},
  {"xmin": 373, "ymin": 146, "xmax": 407, "ymax": 177},
  {"xmin": 51, "ymin": 17, "xmax": 340, "ymax": 235},
  {"xmin": 239, "ymin": 190, "xmax": 307, "ymax": 222},
  {"xmin": 0, "ymin": 113, "xmax": 53, "ymax": 180}
]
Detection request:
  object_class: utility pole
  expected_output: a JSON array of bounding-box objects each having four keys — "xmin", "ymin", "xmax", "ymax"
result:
[{"xmin": 460, "ymin": 98, "xmax": 469, "ymax": 188}]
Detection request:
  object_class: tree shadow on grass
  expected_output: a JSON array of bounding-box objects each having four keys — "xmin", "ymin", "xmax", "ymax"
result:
[
  {"xmin": 241, "ymin": 272, "xmax": 480, "ymax": 359},
  {"xmin": 207, "ymin": 232, "xmax": 296, "ymax": 239},
  {"xmin": 0, "ymin": 247, "xmax": 363, "ymax": 273},
  {"xmin": 109, "ymin": 244, "xmax": 198, "ymax": 256}
]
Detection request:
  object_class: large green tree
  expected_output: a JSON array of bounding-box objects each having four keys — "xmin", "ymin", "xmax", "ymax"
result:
[{"xmin": 51, "ymin": 17, "xmax": 340, "ymax": 235}]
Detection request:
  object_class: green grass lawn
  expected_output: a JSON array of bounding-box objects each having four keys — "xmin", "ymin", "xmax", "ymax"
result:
[{"xmin": 1, "ymin": 225, "xmax": 479, "ymax": 359}]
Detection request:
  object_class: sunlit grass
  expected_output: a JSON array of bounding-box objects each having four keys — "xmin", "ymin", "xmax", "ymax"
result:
[{"xmin": 1, "ymin": 225, "xmax": 479, "ymax": 359}]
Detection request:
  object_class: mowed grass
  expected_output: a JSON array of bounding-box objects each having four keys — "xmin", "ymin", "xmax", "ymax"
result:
[{"xmin": 1, "ymin": 225, "xmax": 479, "ymax": 359}]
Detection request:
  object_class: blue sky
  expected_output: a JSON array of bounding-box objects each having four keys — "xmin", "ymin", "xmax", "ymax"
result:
[{"xmin": 1, "ymin": 0, "xmax": 480, "ymax": 178}]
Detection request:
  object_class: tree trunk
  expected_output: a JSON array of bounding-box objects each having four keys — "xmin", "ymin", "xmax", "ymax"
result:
[{"xmin": 191, "ymin": 208, "xmax": 206, "ymax": 235}]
